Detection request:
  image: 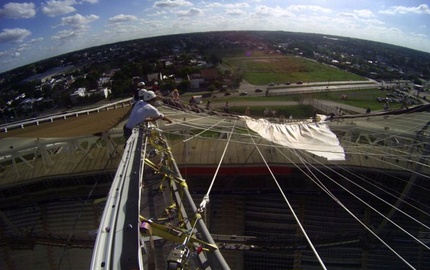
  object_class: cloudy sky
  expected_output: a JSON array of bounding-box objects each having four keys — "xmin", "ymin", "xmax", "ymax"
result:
[{"xmin": 0, "ymin": 0, "xmax": 429, "ymax": 73}]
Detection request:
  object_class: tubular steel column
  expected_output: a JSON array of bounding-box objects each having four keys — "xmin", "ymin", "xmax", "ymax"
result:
[
  {"xmin": 167, "ymin": 145, "xmax": 231, "ymax": 270},
  {"xmin": 120, "ymin": 128, "xmax": 145, "ymax": 269}
]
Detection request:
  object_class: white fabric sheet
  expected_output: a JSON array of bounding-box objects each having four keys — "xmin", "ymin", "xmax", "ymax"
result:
[{"xmin": 243, "ymin": 116, "xmax": 345, "ymax": 161}]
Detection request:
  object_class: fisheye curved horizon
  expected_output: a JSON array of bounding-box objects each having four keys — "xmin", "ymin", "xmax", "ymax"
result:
[{"xmin": 1, "ymin": 0, "xmax": 430, "ymax": 73}]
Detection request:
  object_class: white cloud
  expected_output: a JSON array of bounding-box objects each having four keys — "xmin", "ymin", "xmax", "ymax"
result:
[
  {"xmin": 206, "ymin": 2, "xmax": 250, "ymax": 9},
  {"xmin": 338, "ymin": 12, "xmax": 358, "ymax": 20},
  {"xmin": 254, "ymin": 5, "xmax": 294, "ymax": 17},
  {"xmin": 379, "ymin": 4, "xmax": 430, "ymax": 15},
  {"xmin": 52, "ymin": 29, "xmax": 77, "ymax": 40},
  {"xmin": 0, "ymin": 28, "xmax": 31, "ymax": 43},
  {"xmin": 226, "ymin": 9, "xmax": 246, "ymax": 16},
  {"xmin": 17, "ymin": 43, "xmax": 31, "ymax": 52},
  {"xmin": 104, "ymin": 24, "xmax": 141, "ymax": 34},
  {"xmin": 176, "ymin": 7, "xmax": 204, "ymax": 17},
  {"xmin": 50, "ymin": 13, "xmax": 98, "ymax": 44},
  {"xmin": 60, "ymin": 14, "xmax": 99, "ymax": 29},
  {"xmin": 108, "ymin": 14, "xmax": 138, "ymax": 23},
  {"xmin": 29, "ymin": 37, "xmax": 44, "ymax": 43},
  {"xmin": 352, "ymin": 9, "xmax": 375, "ymax": 18},
  {"xmin": 288, "ymin": 5, "xmax": 331, "ymax": 14},
  {"xmin": 42, "ymin": 0, "xmax": 77, "ymax": 17},
  {"xmin": 410, "ymin": 32, "xmax": 427, "ymax": 39},
  {"xmin": 0, "ymin": 2, "xmax": 36, "ymax": 19},
  {"xmin": 338, "ymin": 9, "xmax": 375, "ymax": 20},
  {"xmin": 154, "ymin": 0, "xmax": 193, "ymax": 8}
]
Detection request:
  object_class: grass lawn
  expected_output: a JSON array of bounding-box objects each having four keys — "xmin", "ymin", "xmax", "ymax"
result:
[
  {"xmin": 202, "ymin": 88, "xmax": 409, "ymax": 115},
  {"xmin": 221, "ymin": 50, "xmax": 365, "ymax": 84},
  {"xmin": 211, "ymin": 89, "xmax": 386, "ymax": 105},
  {"xmin": 230, "ymin": 105, "xmax": 316, "ymax": 119},
  {"xmin": 309, "ymin": 89, "xmax": 406, "ymax": 111},
  {"xmin": 186, "ymin": 49, "xmax": 416, "ymax": 115}
]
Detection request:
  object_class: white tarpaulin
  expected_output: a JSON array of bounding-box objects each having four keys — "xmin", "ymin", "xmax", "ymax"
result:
[{"xmin": 243, "ymin": 116, "xmax": 345, "ymax": 161}]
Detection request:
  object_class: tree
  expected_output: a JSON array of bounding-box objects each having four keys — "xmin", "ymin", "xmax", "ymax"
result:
[
  {"xmin": 85, "ymin": 71, "xmax": 99, "ymax": 90},
  {"xmin": 177, "ymin": 80, "xmax": 190, "ymax": 92},
  {"xmin": 160, "ymin": 79, "xmax": 177, "ymax": 92},
  {"xmin": 70, "ymin": 77, "xmax": 86, "ymax": 89},
  {"xmin": 207, "ymin": 84, "xmax": 216, "ymax": 92},
  {"xmin": 209, "ymin": 54, "xmax": 220, "ymax": 65},
  {"xmin": 59, "ymin": 91, "xmax": 72, "ymax": 107},
  {"xmin": 111, "ymin": 70, "xmax": 130, "ymax": 98},
  {"xmin": 412, "ymin": 77, "xmax": 422, "ymax": 85},
  {"xmin": 41, "ymin": 84, "xmax": 53, "ymax": 99}
]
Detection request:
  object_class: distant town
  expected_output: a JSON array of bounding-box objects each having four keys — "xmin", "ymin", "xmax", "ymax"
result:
[{"xmin": 0, "ymin": 30, "xmax": 429, "ymax": 123}]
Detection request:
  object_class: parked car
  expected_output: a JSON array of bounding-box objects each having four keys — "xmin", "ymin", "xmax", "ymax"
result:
[
  {"xmin": 255, "ymin": 88, "xmax": 263, "ymax": 92},
  {"xmin": 239, "ymin": 92, "xmax": 248, "ymax": 96}
]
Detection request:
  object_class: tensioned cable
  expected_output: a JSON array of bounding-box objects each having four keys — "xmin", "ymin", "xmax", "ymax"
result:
[
  {"xmin": 342, "ymin": 145, "xmax": 429, "ymax": 162},
  {"xmin": 357, "ymin": 114, "xmax": 430, "ymax": 132},
  {"xmin": 166, "ymin": 121, "xmax": 427, "ymax": 168},
  {"xmin": 334, "ymin": 134, "xmax": 426, "ymax": 158},
  {"xmin": 170, "ymin": 117, "xmax": 239, "ymax": 130},
  {"xmin": 166, "ymin": 109, "xmax": 430, "ymax": 198},
  {"xmin": 169, "ymin": 110, "xmax": 429, "ymax": 192},
  {"xmin": 301, "ymin": 150, "xmax": 430, "ymax": 232},
  {"xmin": 162, "ymin": 128, "xmax": 255, "ymax": 150},
  {"xmin": 225, "ymin": 129, "xmax": 430, "ymax": 200},
  {"xmin": 230, "ymin": 118, "xmax": 427, "ymax": 202},
  {"xmin": 338, "ymin": 133, "xmax": 425, "ymax": 150},
  {"xmin": 296, "ymin": 150, "xmax": 430, "ymax": 253},
  {"xmin": 341, "ymin": 146, "xmax": 430, "ymax": 182},
  {"xmin": 164, "ymin": 102, "xmax": 430, "ymax": 140},
  {"xmin": 339, "ymin": 133, "xmax": 428, "ymax": 156},
  {"xmin": 329, "ymin": 109, "xmax": 429, "ymax": 136},
  {"xmin": 246, "ymin": 129, "xmax": 328, "ymax": 270},
  {"xmin": 276, "ymin": 147, "xmax": 417, "ymax": 269},
  {"xmin": 163, "ymin": 107, "xmax": 428, "ymax": 266},
  {"xmin": 365, "ymin": 153, "xmax": 430, "ymax": 181},
  {"xmin": 166, "ymin": 119, "xmax": 239, "ymax": 136},
  {"xmin": 370, "ymin": 142, "xmax": 430, "ymax": 165},
  {"xmin": 334, "ymin": 107, "xmax": 430, "ymax": 127},
  {"xmin": 330, "ymin": 121, "xmax": 429, "ymax": 149},
  {"xmin": 170, "ymin": 113, "xmax": 426, "ymax": 161},
  {"xmin": 352, "ymin": 152, "xmax": 430, "ymax": 192},
  {"xmin": 183, "ymin": 119, "xmax": 227, "ymax": 143},
  {"xmin": 58, "ymin": 135, "xmax": 122, "ymax": 268},
  {"xmin": 169, "ymin": 117, "xmax": 430, "ymax": 177},
  {"xmin": 331, "ymin": 163, "xmax": 430, "ymax": 218},
  {"xmin": 304, "ymin": 141, "xmax": 430, "ymax": 232},
  {"xmin": 198, "ymin": 120, "xmax": 237, "ymax": 212}
]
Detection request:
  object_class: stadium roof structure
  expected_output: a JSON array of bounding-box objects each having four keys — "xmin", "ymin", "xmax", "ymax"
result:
[{"xmin": 1, "ymin": 97, "xmax": 430, "ymax": 269}]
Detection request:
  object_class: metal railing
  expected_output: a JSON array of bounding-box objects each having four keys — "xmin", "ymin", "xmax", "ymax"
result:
[{"xmin": 1, "ymin": 98, "xmax": 132, "ymax": 133}]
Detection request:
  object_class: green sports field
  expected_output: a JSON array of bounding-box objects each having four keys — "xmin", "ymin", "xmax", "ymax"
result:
[
  {"xmin": 199, "ymin": 49, "xmax": 416, "ymax": 116},
  {"xmin": 222, "ymin": 50, "xmax": 365, "ymax": 85}
]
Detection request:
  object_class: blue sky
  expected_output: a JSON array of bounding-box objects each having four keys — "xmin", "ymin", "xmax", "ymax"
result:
[{"xmin": 0, "ymin": 0, "xmax": 429, "ymax": 73}]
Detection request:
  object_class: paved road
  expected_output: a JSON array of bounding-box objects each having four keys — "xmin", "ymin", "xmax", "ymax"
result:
[
  {"xmin": 215, "ymin": 79, "xmax": 427, "ymax": 114},
  {"xmin": 237, "ymin": 79, "xmax": 378, "ymax": 94},
  {"xmin": 207, "ymin": 80, "xmax": 370, "ymax": 114}
]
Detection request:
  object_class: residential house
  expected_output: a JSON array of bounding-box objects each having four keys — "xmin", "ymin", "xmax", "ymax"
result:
[
  {"xmin": 70, "ymin": 87, "xmax": 87, "ymax": 104},
  {"xmin": 147, "ymin": 72, "xmax": 162, "ymax": 83},
  {"xmin": 187, "ymin": 73, "xmax": 204, "ymax": 90}
]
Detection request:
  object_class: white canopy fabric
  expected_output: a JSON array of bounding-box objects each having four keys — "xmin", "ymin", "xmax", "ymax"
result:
[{"xmin": 242, "ymin": 116, "xmax": 345, "ymax": 161}]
